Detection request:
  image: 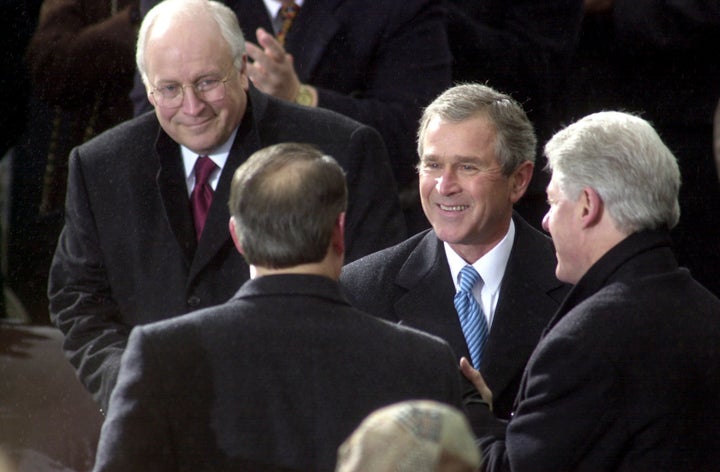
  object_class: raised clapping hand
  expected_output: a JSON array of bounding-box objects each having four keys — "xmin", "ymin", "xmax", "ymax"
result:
[{"xmin": 246, "ymin": 27, "xmax": 302, "ymax": 102}]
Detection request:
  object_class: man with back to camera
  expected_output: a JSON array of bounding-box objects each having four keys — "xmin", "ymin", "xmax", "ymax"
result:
[
  {"xmin": 340, "ymin": 83, "xmax": 570, "ymax": 434},
  {"xmin": 48, "ymin": 0, "xmax": 405, "ymax": 414},
  {"xmin": 463, "ymin": 111, "xmax": 720, "ymax": 471},
  {"xmin": 93, "ymin": 142, "xmax": 465, "ymax": 472}
]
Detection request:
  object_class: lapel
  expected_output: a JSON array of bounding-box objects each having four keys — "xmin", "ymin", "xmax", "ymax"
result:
[
  {"xmin": 188, "ymin": 92, "xmax": 264, "ymax": 282},
  {"xmin": 156, "ymin": 131, "xmax": 196, "ymax": 265},
  {"xmin": 393, "ymin": 231, "xmax": 471, "ymax": 361},
  {"xmin": 482, "ymin": 214, "xmax": 567, "ymax": 400},
  {"xmin": 285, "ymin": 0, "xmax": 342, "ymax": 80}
]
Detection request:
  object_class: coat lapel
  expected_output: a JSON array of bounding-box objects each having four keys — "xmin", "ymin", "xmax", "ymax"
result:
[
  {"xmin": 393, "ymin": 232, "xmax": 471, "ymax": 361},
  {"xmin": 156, "ymin": 132, "xmax": 196, "ymax": 265},
  {"xmin": 483, "ymin": 214, "xmax": 567, "ymax": 402}
]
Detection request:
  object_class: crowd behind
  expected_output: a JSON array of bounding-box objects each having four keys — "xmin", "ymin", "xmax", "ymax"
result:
[{"xmin": 1, "ymin": 0, "xmax": 720, "ymax": 471}]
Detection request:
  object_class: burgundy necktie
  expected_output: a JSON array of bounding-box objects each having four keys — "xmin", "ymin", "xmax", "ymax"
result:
[
  {"xmin": 191, "ymin": 156, "xmax": 217, "ymax": 240},
  {"xmin": 276, "ymin": 2, "xmax": 299, "ymax": 46}
]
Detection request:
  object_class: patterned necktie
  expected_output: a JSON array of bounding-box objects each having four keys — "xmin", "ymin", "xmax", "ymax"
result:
[
  {"xmin": 276, "ymin": 2, "xmax": 299, "ymax": 46},
  {"xmin": 190, "ymin": 156, "xmax": 216, "ymax": 240},
  {"xmin": 454, "ymin": 265, "xmax": 489, "ymax": 370}
]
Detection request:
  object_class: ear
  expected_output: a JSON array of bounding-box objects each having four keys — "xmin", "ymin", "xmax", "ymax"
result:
[
  {"xmin": 330, "ymin": 212, "xmax": 346, "ymax": 256},
  {"xmin": 239, "ymin": 54, "xmax": 250, "ymax": 91},
  {"xmin": 509, "ymin": 161, "xmax": 534, "ymax": 204},
  {"xmin": 228, "ymin": 217, "xmax": 245, "ymax": 255},
  {"xmin": 579, "ymin": 187, "xmax": 603, "ymax": 228},
  {"xmin": 147, "ymin": 90, "xmax": 157, "ymax": 108}
]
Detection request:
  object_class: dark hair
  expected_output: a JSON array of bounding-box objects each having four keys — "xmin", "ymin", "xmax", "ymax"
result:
[{"xmin": 228, "ymin": 143, "xmax": 347, "ymax": 268}]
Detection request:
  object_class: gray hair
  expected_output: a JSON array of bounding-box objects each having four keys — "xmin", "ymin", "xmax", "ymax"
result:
[
  {"xmin": 136, "ymin": 0, "xmax": 246, "ymax": 87},
  {"xmin": 417, "ymin": 83, "xmax": 536, "ymax": 175},
  {"xmin": 545, "ymin": 111, "xmax": 681, "ymax": 233}
]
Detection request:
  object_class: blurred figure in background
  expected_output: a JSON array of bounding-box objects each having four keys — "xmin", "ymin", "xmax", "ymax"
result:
[{"xmin": 8, "ymin": 0, "xmax": 140, "ymax": 322}]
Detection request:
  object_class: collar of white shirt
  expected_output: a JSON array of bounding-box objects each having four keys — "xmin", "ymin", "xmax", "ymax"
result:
[
  {"xmin": 444, "ymin": 218, "xmax": 516, "ymax": 327},
  {"xmin": 180, "ymin": 127, "xmax": 238, "ymax": 195},
  {"xmin": 263, "ymin": 0, "xmax": 306, "ymax": 30}
]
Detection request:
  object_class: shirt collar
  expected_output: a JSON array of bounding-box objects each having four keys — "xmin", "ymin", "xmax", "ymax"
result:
[
  {"xmin": 444, "ymin": 218, "xmax": 516, "ymax": 296},
  {"xmin": 263, "ymin": 0, "xmax": 305, "ymax": 20},
  {"xmin": 181, "ymin": 127, "xmax": 238, "ymax": 192}
]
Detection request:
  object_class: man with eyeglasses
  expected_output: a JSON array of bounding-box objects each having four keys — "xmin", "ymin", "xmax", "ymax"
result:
[{"xmin": 48, "ymin": 0, "xmax": 405, "ymax": 414}]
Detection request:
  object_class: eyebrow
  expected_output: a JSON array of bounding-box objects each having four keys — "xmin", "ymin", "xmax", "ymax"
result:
[{"xmin": 421, "ymin": 154, "xmax": 483, "ymax": 163}]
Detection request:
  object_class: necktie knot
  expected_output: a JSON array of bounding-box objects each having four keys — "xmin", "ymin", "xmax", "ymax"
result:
[
  {"xmin": 458, "ymin": 265, "xmax": 480, "ymax": 293},
  {"xmin": 279, "ymin": 2, "xmax": 299, "ymax": 20},
  {"xmin": 194, "ymin": 156, "xmax": 216, "ymax": 187},
  {"xmin": 277, "ymin": 2, "xmax": 300, "ymax": 46}
]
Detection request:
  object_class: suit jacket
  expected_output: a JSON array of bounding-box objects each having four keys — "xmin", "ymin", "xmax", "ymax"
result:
[
  {"xmin": 48, "ymin": 86, "xmax": 405, "ymax": 413},
  {"xmin": 93, "ymin": 274, "xmax": 465, "ymax": 472},
  {"xmin": 479, "ymin": 230, "xmax": 720, "ymax": 471},
  {"xmin": 133, "ymin": 0, "xmax": 452, "ymax": 186},
  {"xmin": 340, "ymin": 213, "xmax": 569, "ymax": 426}
]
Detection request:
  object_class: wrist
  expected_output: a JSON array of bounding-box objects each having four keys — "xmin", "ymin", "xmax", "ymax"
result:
[{"xmin": 294, "ymin": 84, "xmax": 317, "ymax": 107}]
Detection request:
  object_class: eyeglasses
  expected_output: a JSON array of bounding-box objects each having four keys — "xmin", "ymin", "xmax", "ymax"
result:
[{"xmin": 150, "ymin": 71, "xmax": 232, "ymax": 109}]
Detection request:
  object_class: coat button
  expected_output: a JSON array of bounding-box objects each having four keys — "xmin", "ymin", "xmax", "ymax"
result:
[{"xmin": 187, "ymin": 296, "xmax": 201, "ymax": 307}]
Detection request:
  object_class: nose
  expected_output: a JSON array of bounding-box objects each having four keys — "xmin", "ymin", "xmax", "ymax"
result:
[
  {"xmin": 181, "ymin": 85, "xmax": 205, "ymax": 114},
  {"xmin": 435, "ymin": 168, "xmax": 460, "ymax": 196},
  {"xmin": 542, "ymin": 211, "xmax": 550, "ymax": 232}
]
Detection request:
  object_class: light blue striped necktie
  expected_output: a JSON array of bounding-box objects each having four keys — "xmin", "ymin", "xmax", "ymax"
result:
[{"xmin": 454, "ymin": 265, "xmax": 489, "ymax": 370}]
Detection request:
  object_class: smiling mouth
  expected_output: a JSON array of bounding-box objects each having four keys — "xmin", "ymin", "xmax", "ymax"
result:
[{"xmin": 438, "ymin": 204, "xmax": 469, "ymax": 211}]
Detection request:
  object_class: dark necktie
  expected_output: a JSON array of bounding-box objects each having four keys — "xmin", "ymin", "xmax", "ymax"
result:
[
  {"xmin": 191, "ymin": 156, "xmax": 216, "ymax": 240},
  {"xmin": 454, "ymin": 265, "xmax": 489, "ymax": 369},
  {"xmin": 276, "ymin": 2, "xmax": 299, "ymax": 46}
]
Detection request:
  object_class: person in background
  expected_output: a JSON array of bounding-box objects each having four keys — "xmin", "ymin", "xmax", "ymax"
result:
[
  {"xmin": 94, "ymin": 143, "xmax": 464, "ymax": 472},
  {"xmin": 336, "ymin": 400, "xmax": 480, "ymax": 472},
  {"xmin": 132, "ymin": 0, "xmax": 452, "ymax": 233},
  {"xmin": 465, "ymin": 111, "xmax": 720, "ymax": 471},
  {"xmin": 340, "ymin": 83, "xmax": 569, "ymax": 436},
  {"xmin": 7, "ymin": 0, "xmax": 139, "ymax": 322},
  {"xmin": 49, "ymin": 0, "xmax": 404, "ymax": 414}
]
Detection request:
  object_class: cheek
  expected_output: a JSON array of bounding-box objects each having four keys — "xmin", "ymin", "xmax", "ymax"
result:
[
  {"xmin": 418, "ymin": 174, "xmax": 434, "ymax": 196},
  {"xmin": 155, "ymin": 106, "xmax": 175, "ymax": 124}
]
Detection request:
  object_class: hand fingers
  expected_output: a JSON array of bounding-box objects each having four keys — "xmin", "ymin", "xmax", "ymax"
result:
[
  {"xmin": 460, "ymin": 357, "xmax": 493, "ymax": 406},
  {"xmin": 460, "ymin": 357, "xmax": 482, "ymax": 384},
  {"xmin": 256, "ymin": 27, "xmax": 286, "ymax": 62}
]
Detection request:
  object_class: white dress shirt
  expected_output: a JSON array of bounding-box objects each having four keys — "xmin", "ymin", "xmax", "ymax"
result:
[
  {"xmin": 180, "ymin": 127, "xmax": 238, "ymax": 196},
  {"xmin": 444, "ymin": 219, "xmax": 516, "ymax": 328}
]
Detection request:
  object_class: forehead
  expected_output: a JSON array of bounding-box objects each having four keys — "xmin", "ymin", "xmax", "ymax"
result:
[
  {"xmin": 421, "ymin": 115, "xmax": 497, "ymax": 162},
  {"xmin": 546, "ymin": 173, "xmax": 567, "ymax": 198},
  {"xmin": 145, "ymin": 14, "xmax": 231, "ymax": 81}
]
